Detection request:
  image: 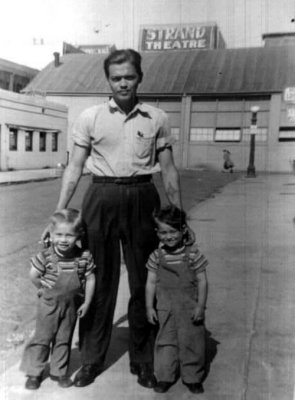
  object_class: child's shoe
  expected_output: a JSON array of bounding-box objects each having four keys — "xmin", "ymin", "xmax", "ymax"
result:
[
  {"xmin": 184, "ymin": 382, "xmax": 204, "ymax": 394},
  {"xmin": 154, "ymin": 381, "xmax": 174, "ymax": 393},
  {"xmin": 25, "ymin": 376, "xmax": 41, "ymax": 390},
  {"xmin": 50, "ymin": 374, "xmax": 73, "ymax": 388}
]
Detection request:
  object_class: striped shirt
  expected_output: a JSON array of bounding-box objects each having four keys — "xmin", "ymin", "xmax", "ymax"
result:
[
  {"xmin": 30, "ymin": 245, "xmax": 95, "ymax": 289},
  {"xmin": 146, "ymin": 243, "xmax": 208, "ymax": 274}
]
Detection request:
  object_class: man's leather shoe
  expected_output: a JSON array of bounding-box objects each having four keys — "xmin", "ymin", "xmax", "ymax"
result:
[
  {"xmin": 130, "ymin": 362, "xmax": 140, "ymax": 375},
  {"xmin": 154, "ymin": 381, "xmax": 173, "ymax": 393},
  {"xmin": 184, "ymin": 382, "xmax": 204, "ymax": 394},
  {"xmin": 25, "ymin": 376, "xmax": 41, "ymax": 390},
  {"xmin": 74, "ymin": 364, "xmax": 102, "ymax": 387},
  {"xmin": 50, "ymin": 374, "xmax": 73, "ymax": 388},
  {"xmin": 136, "ymin": 363, "xmax": 156, "ymax": 388}
]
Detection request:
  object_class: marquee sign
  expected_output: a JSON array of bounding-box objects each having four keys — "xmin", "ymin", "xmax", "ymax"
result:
[{"xmin": 139, "ymin": 23, "xmax": 224, "ymax": 52}]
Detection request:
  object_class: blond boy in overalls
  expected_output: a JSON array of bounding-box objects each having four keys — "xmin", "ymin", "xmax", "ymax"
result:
[
  {"xmin": 20, "ymin": 209, "xmax": 96, "ymax": 390},
  {"xmin": 146, "ymin": 206, "xmax": 208, "ymax": 394}
]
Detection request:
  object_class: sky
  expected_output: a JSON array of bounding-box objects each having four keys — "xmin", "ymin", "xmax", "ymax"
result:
[{"xmin": 0, "ymin": 0, "xmax": 294, "ymax": 69}]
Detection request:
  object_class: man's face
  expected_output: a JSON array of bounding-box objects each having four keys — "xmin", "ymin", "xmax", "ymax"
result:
[{"xmin": 107, "ymin": 61, "xmax": 141, "ymax": 106}]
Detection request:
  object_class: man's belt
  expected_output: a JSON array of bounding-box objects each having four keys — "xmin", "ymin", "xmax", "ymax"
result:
[{"xmin": 92, "ymin": 175, "xmax": 152, "ymax": 184}]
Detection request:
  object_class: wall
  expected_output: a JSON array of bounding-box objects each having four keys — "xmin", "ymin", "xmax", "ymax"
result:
[
  {"xmin": 47, "ymin": 95, "xmax": 108, "ymax": 151},
  {"xmin": 0, "ymin": 90, "xmax": 67, "ymax": 170},
  {"xmin": 45, "ymin": 91, "xmax": 295, "ymax": 173}
]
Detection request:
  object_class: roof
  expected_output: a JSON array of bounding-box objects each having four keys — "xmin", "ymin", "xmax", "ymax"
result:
[
  {"xmin": 23, "ymin": 46, "xmax": 295, "ymax": 96},
  {"xmin": 0, "ymin": 58, "xmax": 39, "ymax": 77}
]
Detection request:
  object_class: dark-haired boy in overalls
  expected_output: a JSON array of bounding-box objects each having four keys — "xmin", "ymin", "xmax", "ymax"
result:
[
  {"xmin": 20, "ymin": 209, "xmax": 96, "ymax": 390},
  {"xmin": 145, "ymin": 206, "xmax": 208, "ymax": 394}
]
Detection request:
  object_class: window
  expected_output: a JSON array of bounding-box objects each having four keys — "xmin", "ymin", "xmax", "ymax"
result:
[
  {"xmin": 243, "ymin": 128, "xmax": 268, "ymax": 142},
  {"xmin": 9, "ymin": 128, "xmax": 18, "ymax": 151},
  {"xmin": 25, "ymin": 131, "xmax": 33, "ymax": 151},
  {"xmin": 39, "ymin": 131, "xmax": 46, "ymax": 151},
  {"xmin": 215, "ymin": 128, "xmax": 241, "ymax": 142},
  {"xmin": 52, "ymin": 132, "xmax": 58, "ymax": 151},
  {"xmin": 171, "ymin": 127, "xmax": 180, "ymax": 142},
  {"xmin": 278, "ymin": 128, "xmax": 295, "ymax": 142},
  {"xmin": 190, "ymin": 128, "xmax": 214, "ymax": 142}
]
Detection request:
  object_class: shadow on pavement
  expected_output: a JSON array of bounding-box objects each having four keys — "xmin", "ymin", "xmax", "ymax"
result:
[
  {"xmin": 204, "ymin": 328, "xmax": 220, "ymax": 381},
  {"xmin": 65, "ymin": 314, "xmax": 129, "ymax": 377}
]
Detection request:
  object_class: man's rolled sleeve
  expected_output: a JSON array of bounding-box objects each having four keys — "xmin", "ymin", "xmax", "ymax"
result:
[
  {"xmin": 71, "ymin": 108, "xmax": 94, "ymax": 149},
  {"xmin": 156, "ymin": 109, "xmax": 175, "ymax": 151}
]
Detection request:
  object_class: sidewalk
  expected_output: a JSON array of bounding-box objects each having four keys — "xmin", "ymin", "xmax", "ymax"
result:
[
  {"xmin": 0, "ymin": 168, "xmax": 62, "ymax": 184},
  {"xmin": 1, "ymin": 173, "xmax": 295, "ymax": 399}
]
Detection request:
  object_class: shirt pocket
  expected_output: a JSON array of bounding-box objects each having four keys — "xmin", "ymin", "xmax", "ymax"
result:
[{"xmin": 133, "ymin": 132, "xmax": 155, "ymax": 159}]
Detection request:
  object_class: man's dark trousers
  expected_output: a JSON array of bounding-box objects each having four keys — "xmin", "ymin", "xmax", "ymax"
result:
[{"xmin": 80, "ymin": 178, "xmax": 160, "ymax": 367}]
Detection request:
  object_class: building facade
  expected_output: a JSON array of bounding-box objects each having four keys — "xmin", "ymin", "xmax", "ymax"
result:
[
  {"xmin": 23, "ymin": 35, "xmax": 295, "ymax": 173},
  {"xmin": 0, "ymin": 89, "xmax": 68, "ymax": 171},
  {"xmin": 0, "ymin": 58, "xmax": 38, "ymax": 93}
]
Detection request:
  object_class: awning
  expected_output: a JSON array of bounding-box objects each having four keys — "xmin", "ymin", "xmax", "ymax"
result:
[{"xmin": 6, "ymin": 124, "xmax": 60, "ymax": 133}]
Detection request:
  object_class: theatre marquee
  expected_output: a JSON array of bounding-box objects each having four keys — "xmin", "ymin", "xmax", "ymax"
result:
[{"xmin": 139, "ymin": 23, "xmax": 225, "ymax": 52}]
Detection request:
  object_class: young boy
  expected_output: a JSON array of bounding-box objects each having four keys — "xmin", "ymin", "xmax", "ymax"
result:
[
  {"xmin": 145, "ymin": 206, "xmax": 208, "ymax": 394},
  {"xmin": 20, "ymin": 209, "xmax": 96, "ymax": 390}
]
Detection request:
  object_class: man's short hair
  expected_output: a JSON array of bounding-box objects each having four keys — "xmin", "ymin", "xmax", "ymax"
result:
[{"xmin": 104, "ymin": 49, "xmax": 143, "ymax": 82}]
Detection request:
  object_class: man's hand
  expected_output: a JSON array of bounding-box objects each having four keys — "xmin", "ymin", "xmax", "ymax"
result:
[
  {"xmin": 77, "ymin": 303, "xmax": 90, "ymax": 318},
  {"xmin": 41, "ymin": 224, "xmax": 51, "ymax": 246},
  {"xmin": 146, "ymin": 307, "xmax": 158, "ymax": 325},
  {"xmin": 184, "ymin": 224, "xmax": 196, "ymax": 245},
  {"xmin": 191, "ymin": 303, "xmax": 205, "ymax": 323}
]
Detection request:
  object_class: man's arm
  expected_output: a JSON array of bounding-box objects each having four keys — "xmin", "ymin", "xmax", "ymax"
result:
[
  {"xmin": 56, "ymin": 144, "xmax": 89, "ymax": 209},
  {"xmin": 145, "ymin": 270, "xmax": 158, "ymax": 325},
  {"xmin": 158, "ymin": 147, "xmax": 182, "ymax": 209},
  {"xmin": 41, "ymin": 144, "xmax": 89, "ymax": 241}
]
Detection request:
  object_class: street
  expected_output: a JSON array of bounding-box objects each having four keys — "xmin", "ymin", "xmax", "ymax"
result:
[
  {"xmin": 1, "ymin": 171, "xmax": 294, "ymax": 399},
  {"xmin": 0, "ymin": 171, "xmax": 238, "ymax": 363}
]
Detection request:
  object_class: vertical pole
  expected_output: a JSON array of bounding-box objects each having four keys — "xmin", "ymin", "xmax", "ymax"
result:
[{"xmin": 247, "ymin": 106, "xmax": 259, "ymax": 177}]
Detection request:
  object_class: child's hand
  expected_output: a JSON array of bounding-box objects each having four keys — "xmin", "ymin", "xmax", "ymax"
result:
[
  {"xmin": 191, "ymin": 304, "xmax": 205, "ymax": 324},
  {"xmin": 146, "ymin": 308, "xmax": 158, "ymax": 325},
  {"xmin": 77, "ymin": 303, "xmax": 89, "ymax": 318}
]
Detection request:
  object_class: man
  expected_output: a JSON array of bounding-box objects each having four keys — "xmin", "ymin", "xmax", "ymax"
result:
[{"xmin": 44, "ymin": 49, "xmax": 183, "ymax": 388}]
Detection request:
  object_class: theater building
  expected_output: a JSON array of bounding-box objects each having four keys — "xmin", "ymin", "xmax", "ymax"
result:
[
  {"xmin": 0, "ymin": 89, "xmax": 67, "ymax": 171},
  {"xmin": 23, "ymin": 29, "xmax": 295, "ymax": 173}
]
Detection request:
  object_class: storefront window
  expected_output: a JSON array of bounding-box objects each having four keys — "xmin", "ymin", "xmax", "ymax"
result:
[
  {"xmin": 171, "ymin": 127, "xmax": 180, "ymax": 142},
  {"xmin": 25, "ymin": 131, "xmax": 33, "ymax": 151},
  {"xmin": 190, "ymin": 128, "xmax": 214, "ymax": 141},
  {"xmin": 39, "ymin": 131, "xmax": 46, "ymax": 151},
  {"xmin": 278, "ymin": 128, "xmax": 295, "ymax": 142},
  {"xmin": 243, "ymin": 128, "xmax": 268, "ymax": 142},
  {"xmin": 215, "ymin": 128, "xmax": 241, "ymax": 142},
  {"xmin": 9, "ymin": 128, "xmax": 18, "ymax": 151},
  {"xmin": 52, "ymin": 132, "xmax": 58, "ymax": 151}
]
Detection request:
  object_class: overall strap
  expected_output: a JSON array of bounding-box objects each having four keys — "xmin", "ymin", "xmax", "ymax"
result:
[{"xmin": 157, "ymin": 246, "xmax": 166, "ymax": 267}]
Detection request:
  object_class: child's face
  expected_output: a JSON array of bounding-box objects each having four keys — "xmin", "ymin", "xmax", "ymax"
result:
[
  {"xmin": 156, "ymin": 220, "xmax": 184, "ymax": 249},
  {"xmin": 51, "ymin": 222, "xmax": 79, "ymax": 254}
]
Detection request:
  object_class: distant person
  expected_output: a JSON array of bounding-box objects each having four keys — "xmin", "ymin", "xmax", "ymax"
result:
[
  {"xmin": 223, "ymin": 149, "xmax": 234, "ymax": 173},
  {"xmin": 41, "ymin": 49, "xmax": 193, "ymax": 388},
  {"xmin": 145, "ymin": 206, "xmax": 208, "ymax": 394},
  {"xmin": 21, "ymin": 209, "xmax": 95, "ymax": 390}
]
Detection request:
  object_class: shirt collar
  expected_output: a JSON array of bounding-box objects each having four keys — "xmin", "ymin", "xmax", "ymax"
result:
[
  {"xmin": 159, "ymin": 242, "xmax": 186, "ymax": 254},
  {"xmin": 108, "ymin": 98, "xmax": 151, "ymax": 119}
]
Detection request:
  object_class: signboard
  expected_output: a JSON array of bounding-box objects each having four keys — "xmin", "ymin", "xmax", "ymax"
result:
[
  {"xmin": 284, "ymin": 87, "xmax": 295, "ymax": 104},
  {"xmin": 286, "ymin": 105, "xmax": 295, "ymax": 122},
  {"xmin": 78, "ymin": 44, "xmax": 116, "ymax": 54},
  {"xmin": 139, "ymin": 23, "xmax": 223, "ymax": 52}
]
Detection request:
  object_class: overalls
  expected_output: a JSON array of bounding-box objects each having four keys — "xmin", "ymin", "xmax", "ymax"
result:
[
  {"xmin": 154, "ymin": 246, "xmax": 205, "ymax": 384},
  {"xmin": 20, "ymin": 256, "xmax": 83, "ymax": 377}
]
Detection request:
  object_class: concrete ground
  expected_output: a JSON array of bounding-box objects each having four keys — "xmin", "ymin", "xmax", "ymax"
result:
[{"xmin": 0, "ymin": 171, "xmax": 295, "ymax": 399}]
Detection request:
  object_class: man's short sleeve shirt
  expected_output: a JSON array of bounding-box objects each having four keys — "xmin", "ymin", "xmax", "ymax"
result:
[{"xmin": 72, "ymin": 98, "xmax": 174, "ymax": 176}]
